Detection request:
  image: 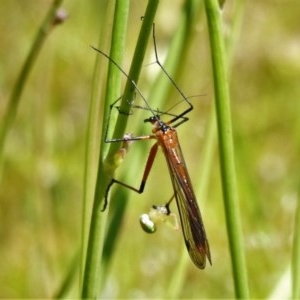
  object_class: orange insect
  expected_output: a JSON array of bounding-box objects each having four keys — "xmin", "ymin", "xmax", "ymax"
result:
[{"xmin": 93, "ymin": 29, "xmax": 212, "ymax": 269}]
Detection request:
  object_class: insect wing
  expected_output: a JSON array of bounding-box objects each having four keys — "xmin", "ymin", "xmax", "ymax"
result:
[
  {"xmin": 165, "ymin": 142, "xmax": 211, "ymax": 269},
  {"xmin": 173, "ymin": 176, "xmax": 211, "ymax": 269}
]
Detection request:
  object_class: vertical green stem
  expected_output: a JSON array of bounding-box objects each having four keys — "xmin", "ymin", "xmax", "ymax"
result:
[
  {"xmin": 292, "ymin": 188, "xmax": 300, "ymax": 299},
  {"xmin": 99, "ymin": 0, "xmax": 160, "ymax": 273},
  {"xmin": 80, "ymin": 0, "xmax": 112, "ymax": 291},
  {"xmin": 81, "ymin": 0, "xmax": 130, "ymax": 297},
  {"xmin": 104, "ymin": 0, "xmax": 160, "ymax": 166},
  {"xmin": 0, "ymin": 0, "xmax": 65, "ymax": 173},
  {"xmin": 81, "ymin": 0, "xmax": 159, "ymax": 297},
  {"xmin": 204, "ymin": 0, "xmax": 249, "ymax": 298}
]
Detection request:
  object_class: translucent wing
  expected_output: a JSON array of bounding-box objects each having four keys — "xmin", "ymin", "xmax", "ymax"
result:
[
  {"xmin": 163, "ymin": 135, "xmax": 211, "ymax": 269},
  {"xmin": 172, "ymin": 173, "xmax": 211, "ymax": 268}
]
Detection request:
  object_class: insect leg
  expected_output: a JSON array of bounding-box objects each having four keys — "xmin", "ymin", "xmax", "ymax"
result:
[{"xmin": 102, "ymin": 142, "xmax": 159, "ymax": 211}]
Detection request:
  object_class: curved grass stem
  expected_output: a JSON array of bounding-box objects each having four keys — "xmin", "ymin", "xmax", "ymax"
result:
[{"xmin": 0, "ymin": 0, "xmax": 65, "ymax": 176}]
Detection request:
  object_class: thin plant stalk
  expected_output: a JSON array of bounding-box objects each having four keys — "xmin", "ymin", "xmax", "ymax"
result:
[
  {"xmin": 100, "ymin": 0, "xmax": 160, "ymax": 272},
  {"xmin": 0, "ymin": 0, "xmax": 65, "ymax": 175},
  {"xmin": 81, "ymin": 0, "xmax": 159, "ymax": 297},
  {"xmin": 292, "ymin": 189, "xmax": 300, "ymax": 299},
  {"xmin": 54, "ymin": 252, "xmax": 80, "ymax": 298},
  {"xmin": 81, "ymin": 0, "xmax": 130, "ymax": 297},
  {"xmin": 168, "ymin": 1, "xmax": 246, "ymax": 296},
  {"xmin": 100, "ymin": 0, "xmax": 160, "ymax": 276},
  {"xmin": 80, "ymin": 0, "xmax": 116, "ymax": 292},
  {"xmin": 204, "ymin": 0, "xmax": 250, "ymax": 297}
]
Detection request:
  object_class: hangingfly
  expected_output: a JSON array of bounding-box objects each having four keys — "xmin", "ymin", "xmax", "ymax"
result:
[
  {"xmin": 92, "ymin": 25, "xmax": 212, "ymax": 269},
  {"xmin": 141, "ymin": 115, "xmax": 212, "ymax": 269}
]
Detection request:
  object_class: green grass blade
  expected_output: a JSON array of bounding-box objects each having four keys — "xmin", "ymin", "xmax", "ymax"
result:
[
  {"xmin": 54, "ymin": 252, "xmax": 80, "ymax": 298},
  {"xmin": 81, "ymin": 1, "xmax": 130, "ymax": 297},
  {"xmin": 204, "ymin": 0, "xmax": 250, "ymax": 297},
  {"xmin": 100, "ymin": 0, "xmax": 160, "ymax": 273},
  {"xmin": 0, "ymin": 0, "xmax": 65, "ymax": 175},
  {"xmin": 292, "ymin": 189, "xmax": 300, "ymax": 298},
  {"xmin": 81, "ymin": 0, "xmax": 159, "ymax": 297},
  {"xmin": 99, "ymin": 0, "xmax": 160, "ymax": 276}
]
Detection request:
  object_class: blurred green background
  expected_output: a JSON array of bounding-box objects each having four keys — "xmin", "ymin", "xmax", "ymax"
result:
[{"xmin": 0, "ymin": 0, "xmax": 300, "ymax": 298}]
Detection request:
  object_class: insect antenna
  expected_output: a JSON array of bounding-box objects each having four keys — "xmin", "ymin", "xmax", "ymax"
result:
[
  {"xmin": 150, "ymin": 24, "xmax": 193, "ymax": 125},
  {"xmin": 91, "ymin": 46, "xmax": 158, "ymax": 120}
]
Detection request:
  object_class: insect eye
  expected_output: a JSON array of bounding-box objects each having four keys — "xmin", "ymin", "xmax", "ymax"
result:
[{"xmin": 144, "ymin": 115, "xmax": 160, "ymax": 124}]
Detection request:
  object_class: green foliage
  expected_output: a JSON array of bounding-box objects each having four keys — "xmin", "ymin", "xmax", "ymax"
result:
[{"xmin": 0, "ymin": 0, "xmax": 299, "ymax": 298}]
